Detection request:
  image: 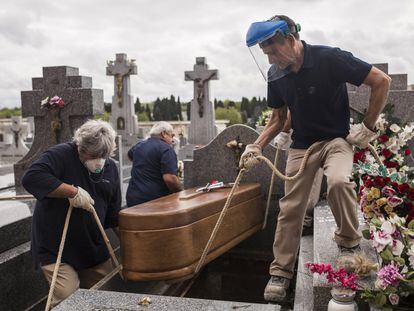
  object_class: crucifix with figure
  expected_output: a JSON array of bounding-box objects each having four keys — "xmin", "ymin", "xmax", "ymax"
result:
[{"xmin": 185, "ymin": 57, "xmax": 219, "ymax": 145}]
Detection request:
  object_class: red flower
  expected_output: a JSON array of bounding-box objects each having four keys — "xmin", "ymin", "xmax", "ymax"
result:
[
  {"xmin": 374, "ymin": 176, "xmax": 385, "ymax": 188},
  {"xmin": 397, "ymin": 183, "xmax": 410, "ymax": 194},
  {"xmin": 378, "ymin": 134, "xmax": 389, "ymax": 143},
  {"xmin": 408, "ymin": 192, "xmax": 414, "ymax": 201},
  {"xmin": 381, "ymin": 148, "xmax": 393, "ymax": 159},
  {"xmin": 384, "ymin": 177, "xmax": 391, "ymax": 183},
  {"xmin": 384, "ymin": 161, "xmax": 399, "ymax": 168},
  {"xmin": 364, "ymin": 179, "xmax": 374, "ymax": 188},
  {"xmin": 405, "ymin": 149, "xmax": 411, "ymax": 156},
  {"xmin": 391, "ymin": 182, "xmax": 399, "ymax": 188},
  {"xmin": 353, "ymin": 151, "xmax": 366, "ymax": 163}
]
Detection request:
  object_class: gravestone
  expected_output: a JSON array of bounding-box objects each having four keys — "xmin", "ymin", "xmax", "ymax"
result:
[
  {"xmin": 348, "ymin": 63, "xmax": 414, "ymax": 120},
  {"xmin": 184, "ymin": 124, "xmax": 288, "ymax": 257},
  {"xmin": 0, "ymin": 116, "xmax": 29, "ymax": 164},
  {"xmin": 106, "ymin": 53, "xmax": 138, "ymax": 136},
  {"xmin": 185, "ymin": 57, "xmax": 218, "ymax": 146},
  {"xmin": 55, "ymin": 289, "xmax": 280, "ymax": 311},
  {"xmin": 14, "ymin": 66, "xmax": 103, "ymax": 190},
  {"xmin": 106, "ymin": 53, "xmax": 139, "ymax": 165}
]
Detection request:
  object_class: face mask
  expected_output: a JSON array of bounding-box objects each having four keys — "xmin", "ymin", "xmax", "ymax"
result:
[{"xmin": 84, "ymin": 158, "xmax": 106, "ymax": 173}]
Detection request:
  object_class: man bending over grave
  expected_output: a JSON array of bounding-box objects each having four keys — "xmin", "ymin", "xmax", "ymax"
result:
[
  {"xmin": 22, "ymin": 120, "xmax": 121, "ymax": 307},
  {"xmin": 126, "ymin": 121, "xmax": 182, "ymax": 207},
  {"xmin": 241, "ymin": 14, "xmax": 391, "ymax": 302}
]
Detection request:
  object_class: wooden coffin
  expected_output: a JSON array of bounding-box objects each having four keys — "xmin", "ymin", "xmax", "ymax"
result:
[{"xmin": 119, "ymin": 183, "xmax": 264, "ymax": 281}]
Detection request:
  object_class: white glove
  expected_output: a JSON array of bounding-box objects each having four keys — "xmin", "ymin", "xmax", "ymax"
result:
[
  {"xmin": 239, "ymin": 144, "xmax": 262, "ymax": 170},
  {"xmin": 346, "ymin": 122, "xmax": 378, "ymax": 149},
  {"xmin": 274, "ymin": 130, "xmax": 292, "ymax": 150},
  {"xmin": 68, "ymin": 186, "xmax": 94, "ymax": 212}
]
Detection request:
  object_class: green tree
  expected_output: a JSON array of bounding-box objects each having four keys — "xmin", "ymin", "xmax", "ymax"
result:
[
  {"xmin": 134, "ymin": 97, "xmax": 142, "ymax": 113},
  {"xmin": 138, "ymin": 112, "xmax": 149, "ymax": 122},
  {"xmin": 215, "ymin": 107, "xmax": 242, "ymax": 125},
  {"xmin": 104, "ymin": 102, "xmax": 111, "ymax": 113},
  {"xmin": 153, "ymin": 98, "xmax": 162, "ymax": 121},
  {"xmin": 177, "ymin": 96, "xmax": 183, "ymax": 121},
  {"xmin": 0, "ymin": 107, "xmax": 21, "ymax": 118},
  {"xmin": 145, "ymin": 104, "xmax": 152, "ymax": 121}
]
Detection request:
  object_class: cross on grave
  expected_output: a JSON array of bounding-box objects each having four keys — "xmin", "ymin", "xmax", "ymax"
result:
[
  {"xmin": 9, "ymin": 116, "xmax": 28, "ymax": 150},
  {"xmin": 14, "ymin": 66, "xmax": 103, "ymax": 189},
  {"xmin": 106, "ymin": 53, "xmax": 138, "ymax": 136},
  {"xmin": 185, "ymin": 57, "xmax": 219, "ymax": 145}
]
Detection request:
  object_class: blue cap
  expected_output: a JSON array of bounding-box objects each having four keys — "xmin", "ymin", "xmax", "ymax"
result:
[{"xmin": 246, "ymin": 20, "xmax": 290, "ymax": 47}]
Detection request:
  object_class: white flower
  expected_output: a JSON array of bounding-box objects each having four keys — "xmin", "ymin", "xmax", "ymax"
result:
[
  {"xmin": 372, "ymin": 221, "xmax": 395, "ymax": 252},
  {"xmin": 388, "ymin": 293, "xmax": 399, "ymax": 306},
  {"xmin": 394, "ymin": 154, "xmax": 404, "ymax": 165},
  {"xmin": 407, "ymin": 244, "xmax": 414, "ymax": 269},
  {"xmin": 390, "ymin": 124, "xmax": 401, "ymax": 133},
  {"xmin": 388, "ymin": 215, "xmax": 406, "ymax": 226},
  {"xmin": 376, "ymin": 114, "xmax": 388, "ymax": 132},
  {"xmin": 391, "ymin": 239, "xmax": 404, "ymax": 256}
]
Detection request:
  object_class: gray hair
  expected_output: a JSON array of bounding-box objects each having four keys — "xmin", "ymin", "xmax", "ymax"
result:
[
  {"xmin": 73, "ymin": 119, "xmax": 117, "ymax": 158},
  {"xmin": 149, "ymin": 121, "xmax": 174, "ymax": 136}
]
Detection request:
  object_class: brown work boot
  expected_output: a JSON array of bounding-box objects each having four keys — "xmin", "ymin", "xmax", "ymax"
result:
[{"xmin": 264, "ymin": 276, "xmax": 290, "ymax": 302}]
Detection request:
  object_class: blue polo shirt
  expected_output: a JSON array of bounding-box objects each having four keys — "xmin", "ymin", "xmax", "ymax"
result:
[
  {"xmin": 22, "ymin": 142, "xmax": 121, "ymax": 270},
  {"xmin": 126, "ymin": 137, "xmax": 178, "ymax": 207},
  {"xmin": 267, "ymin": 41, "xmax": 372, "ymax": 149}
]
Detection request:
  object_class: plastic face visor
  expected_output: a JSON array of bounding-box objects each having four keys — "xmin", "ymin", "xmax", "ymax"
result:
[{"xmin": 248, "ymin": 35, "xmax": 292, "ymax": 82}]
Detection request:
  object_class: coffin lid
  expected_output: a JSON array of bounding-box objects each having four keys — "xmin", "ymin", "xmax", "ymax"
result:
[{"xmin": 119, "ymin": 183, "xmax": 261, "ymax": 230}]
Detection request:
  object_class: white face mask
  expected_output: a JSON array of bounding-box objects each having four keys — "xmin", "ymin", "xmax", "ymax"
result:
[{"xmin": 84, "ymin": 158, "xmax": 106, "ymax": 173}]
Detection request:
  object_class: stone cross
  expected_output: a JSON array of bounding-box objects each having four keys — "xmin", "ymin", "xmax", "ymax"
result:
[
  {"xmin": 14, "ymin": 66, "xmax": 103, "ymax": 189},
  {"xmin": 185, "ymin": 57, "xmax": 218, "ymax": 145},
  {"xmin": 106, "ymin": 53, "xmax": 138, "ymax": 137},
  {"xmin": 9, "ymin": 116, "xmax": 28, "ymax": 150}
]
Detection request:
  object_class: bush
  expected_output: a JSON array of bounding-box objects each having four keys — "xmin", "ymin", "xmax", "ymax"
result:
[
  {"xmin": 138, "ymin": 112, "xmax": 149, "ymax": 122},
  {"xmin": 0, "ymin": 107, "xmax": 21, "ymax": 118},
  {"xmin": 215, "ymin": 107, "xmax": 242, "ymax": 125}
]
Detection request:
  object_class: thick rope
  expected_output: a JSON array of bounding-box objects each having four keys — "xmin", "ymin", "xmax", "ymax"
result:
[
  {"xmin": 194, "ymin": 169, "xmax": 246, "ymax": 274},
  {"xmin": 194, "ymin": 141, "xmax": 383, "ymax": 275},
  {"xmin": 44, "ymin": 204, "xmax": 122, "ymax": 311},
  {"xmin": 195, "ymin": 142, "xmax": 316, "ymax": 274},
  {"xmin": 45, "ymin": 205, "xmax": 74, "ymax": 311},
  {"xmin": 262, "ymin": 148, "xmax": 279, "ymax": 230}
]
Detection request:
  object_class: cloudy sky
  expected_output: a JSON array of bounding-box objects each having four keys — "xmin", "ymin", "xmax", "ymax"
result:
[{"xmin": 0, "ymin": 0, "xmax": 413, "ymax": 108}]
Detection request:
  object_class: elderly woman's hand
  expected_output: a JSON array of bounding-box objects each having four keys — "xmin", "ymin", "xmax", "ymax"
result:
[{"xmin": 68, "ymin": 186, "xmax": 95, "ymax": 212}]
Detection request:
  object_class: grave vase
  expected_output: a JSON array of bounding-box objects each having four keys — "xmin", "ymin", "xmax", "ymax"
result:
[{"xmin": 327, "ymin": 286, "xmax": 358, "ymax": 311}]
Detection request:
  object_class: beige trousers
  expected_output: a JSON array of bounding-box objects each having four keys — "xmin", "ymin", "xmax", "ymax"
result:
[
  {"xmin": 303, "ymin": 168, "xmax": 324, "ymax": 227},
  {"xmin": 269, "ymin": 138, "xmax": 361, "ymax": 279},
  {"xmin": 41, "ymin": 259, "xmax": 113, "ymax": 308}
]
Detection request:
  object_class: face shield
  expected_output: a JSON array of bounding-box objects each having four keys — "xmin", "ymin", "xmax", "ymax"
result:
[{"xmin": 246, "ymin": 19, "xmax": 300, "ymax": 82}]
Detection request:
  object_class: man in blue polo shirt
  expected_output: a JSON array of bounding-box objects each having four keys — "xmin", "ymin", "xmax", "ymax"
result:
[
  {"xmin": 241, "ymin": 15, "xmax": 391, "ymax": 301},
  {"xmin": 126, "ymin": 121, "xmax": 182, "ymax": 207}
]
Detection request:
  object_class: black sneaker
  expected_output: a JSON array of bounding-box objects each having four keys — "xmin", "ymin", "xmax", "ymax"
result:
[{"xmin": 264, "ymin": 276, "xmax": 290, "ymax": 302}]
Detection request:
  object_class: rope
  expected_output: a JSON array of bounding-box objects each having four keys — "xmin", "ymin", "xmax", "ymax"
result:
[
  {"xmin": 262, "ymin": 148, "xmax": 279, "ymax": 230},
  {"xmin": 194, "ymin": 142, "xmax": 317, "ymax": 274},
  {"xmin": 194, "ymin": 141, "xmax": 382, "ymax": 275},
  {"xmin": 44, "ymin": 204, "xmax": 122, "ymax": 311},
  {"xmin": 45, "ymin": 205, "xmax": 74, "ymax": 311}
]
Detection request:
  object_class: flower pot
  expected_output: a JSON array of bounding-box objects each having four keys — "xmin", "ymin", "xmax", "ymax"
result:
[{"xmin": 327, "ymin": 286, "xmax": 358, "ymax": 311}]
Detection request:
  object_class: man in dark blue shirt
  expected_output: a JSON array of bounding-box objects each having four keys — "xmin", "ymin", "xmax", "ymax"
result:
[
  {"xmin": 126, "ymin": 121, "xmax": 182, "ymax": 207},
  {"xmin": 22, "ymin": 120, "xmax": 121, "ymax": 307},
  {"xmin": 241, "ymin": 15, "xmax": 391, "ymax": 301}
]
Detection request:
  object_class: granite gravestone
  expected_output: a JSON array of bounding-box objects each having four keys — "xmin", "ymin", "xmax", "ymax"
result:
[
  {"xmin": 0, "ymin": 116, "xmax": 29, "ymax": 164},
  {"xmin": 185, "ymin": 57, "xmax": 218, "ymax": 146},
  {"xmin": 106, "ymin": 53, "xmax": 138, "ymax": 137},
  {"xmin": 184, "ymin": 124, "xmax": 288, "ymax": 256},
  {"xmin": 14, "ymin": 66, "xmax": 103, "ymax": 190}
]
